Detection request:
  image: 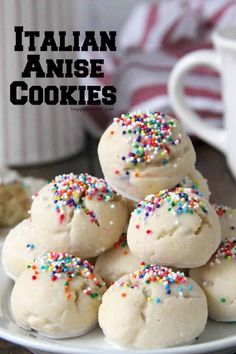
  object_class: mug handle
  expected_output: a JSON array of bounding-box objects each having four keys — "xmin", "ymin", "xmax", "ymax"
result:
[{"xmin": 168, "ymin": 49, "xmax": 227, "ymax": 154}]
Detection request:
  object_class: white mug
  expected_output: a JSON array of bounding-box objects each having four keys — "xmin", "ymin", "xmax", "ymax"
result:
[{"xmin": 168, "ymin": 26, "xmax": 236, "ymax": 179}]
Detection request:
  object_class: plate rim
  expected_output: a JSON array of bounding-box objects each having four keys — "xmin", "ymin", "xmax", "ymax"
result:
[
  {"xmin": 1, "ymin": 242, "xmax": 236, "ymax": 353},
  {"xmin": 1, "ymin": 325, "xmax": 236, "ymax": 354}
]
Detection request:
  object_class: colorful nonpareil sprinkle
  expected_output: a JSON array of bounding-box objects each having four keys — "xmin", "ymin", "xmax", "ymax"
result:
[
  {"xmin": 49, "ymin": 173, "xmax": 115, "ymax": 224},
  {"xmin": 113, "ymin": 112, "xmax": 181, "ymax": 167},
  {"xmin": 27, "ymin": 252, "xmax": 105, "ymax": 300},
  {"xmin": 115, "ymin": 264, "xmax": 191, "ymax": 303},
  {"xmin": 214, "ymin": 205, "xmax": 235, "ymax": 218},
  {"xmin": 134, "ymin": 188, "xmax": 207, "ymax": 220},
  {"xmin": 210, "ymin": 238, "xmax": 236, "ymax": 265}
]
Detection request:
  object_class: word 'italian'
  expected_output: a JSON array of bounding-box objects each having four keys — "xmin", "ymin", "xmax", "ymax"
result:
[{"xmin": 14, "ymin": 27, "xmax": 116, "ymax": 52}]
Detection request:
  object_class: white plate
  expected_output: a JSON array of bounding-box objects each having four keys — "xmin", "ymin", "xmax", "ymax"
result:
[{"xmin": 0, "ymin": 241, "xmax": 236, "ymax": 354}]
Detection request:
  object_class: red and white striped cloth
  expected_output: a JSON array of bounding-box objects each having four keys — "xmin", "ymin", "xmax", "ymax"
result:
[{"xmin": 85, "ymin": 0, "xmax": 236, "ymax": 134}]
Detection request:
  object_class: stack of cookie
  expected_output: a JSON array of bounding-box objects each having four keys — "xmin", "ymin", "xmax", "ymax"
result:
[
  {"xmin": 96, "ymin": 112, "xmax": 219, "ymax": 348},
  {"xmin": 2, "ymin": 112, "xmax": 236, "ymax": 350},
  {"xmin": 98, "ymin": 112, "xmax": 210, "ymax": 200},
  {"xmin": 3, "ymin": 172, "xmax": 129, "ymax": 338}
]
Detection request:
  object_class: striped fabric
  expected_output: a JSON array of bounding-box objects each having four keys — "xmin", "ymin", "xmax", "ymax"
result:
[
  {"xmin": 1, "ymin": 0, "xmax": 235, "ymax": 165},
  {"xmin": 85, "ymin": 0, "xmax": 236, "ymax": 133}
]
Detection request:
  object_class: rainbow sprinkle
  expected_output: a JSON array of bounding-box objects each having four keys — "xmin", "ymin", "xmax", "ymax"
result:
[
  {"xmin": 208, "ymin": 237, "xmax": 236, "ymax": 304},
  {"xmin": 28, "ymin": 252, "xmax": 105, "ymax": 300},
  {"xmin": 115, "ymin": 264, "xmax": 191, "ymax": 302},
  {"xmin": 210, "ymin": 238, "xmax": 236, "ymax": 265},
  {"xmin": 50, "ymin": 173, "xmax": 115, "ymax": 224},
  {"xmin": 113, "ymin": 112, "xmax": 181, "ymax": 168},
  {"xmin": 134, "ymin": 188, "xmax": 207, "ymax": 220},
  {"xmin": 214, "ymin": 205, "xmax": 235, "ymax": 218}
]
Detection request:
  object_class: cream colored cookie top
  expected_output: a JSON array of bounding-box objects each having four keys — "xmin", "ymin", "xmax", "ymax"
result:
[
  {"xmin": 98, "ymin": 112, "xmax": 196, "ymax": 201},
  {"xmin": 99, "ymin": 264, "xmax": 207, "ymax": 349},
  {"xmin": 26, "ymin": 251, "xmax": 106, "ymax": 299},
  {"xmin": 31, "ymin": 173, "xmax": 116, "ymax": 227},
  {"xmin": 121, "ymin": 168, "xmax": 210, "ymax": 213},
  {"xmin": 127, "ymin": 187, "xmax": 221, "ymax": 267},
  {"xmin": 113, "ymin": 264, "xmax": 192, "ymax": 299},
  {"xmin": 11, "ymin": 252, "xmax": 106, "ymax": 338},
  {"xmin": 190, "ymin": 237, "xmax": 236, "ymax": 321},
  {"xmin": 112, "ymin": 113, "xmax": 182, "ymax": 167},
  {"xmin": 29, "ymin": 173, "xmax": 128, "ymax": 258},
  {"xmin": 214, "ymin": 205, "xmax": 236, "ymax": 239},
  {"xmin": 99, "ymin": 112, "xmax": 193, "ymax": 174},
  {"xmin": 133, "ymin": 187, "xmax": 208, "ymax": 219}
]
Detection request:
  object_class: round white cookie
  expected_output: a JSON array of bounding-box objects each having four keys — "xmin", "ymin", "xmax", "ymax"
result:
[
  {"xmin": 2, "ymin": 219, "xmax": 46, "ymax": 281},
  {"xmin": 214, "ymin": 205, "xmax": 236, "ymax": 239},
  {"xmin": 30, "ymin": 173, "xmax": 128, "ymax": 257},
  {"xmin": 99, "ymin": 264, "xmax": 207, "ymax": 349},
  {"xmin": 95, "ymin": 233, "xmax": 141, "ymax": 286},
  {"xmin": 98, "ymin": 112, "xmax": 196, "ymax": 201},
  {"xmin": 127, "ymin": 188, "xmax": 221, "ymax": 268},
  {"xmin": 11, "ymin": 252, "xmax": 106, "ymax": 338},
  {"xmin": 190, "ymin": 238, "xmax": 236, "ymax": 322}
]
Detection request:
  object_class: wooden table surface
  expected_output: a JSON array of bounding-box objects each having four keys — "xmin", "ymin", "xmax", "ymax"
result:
[{"xmin": 1, "ymin": 137, "xmax": 236, "ymax": 354}]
